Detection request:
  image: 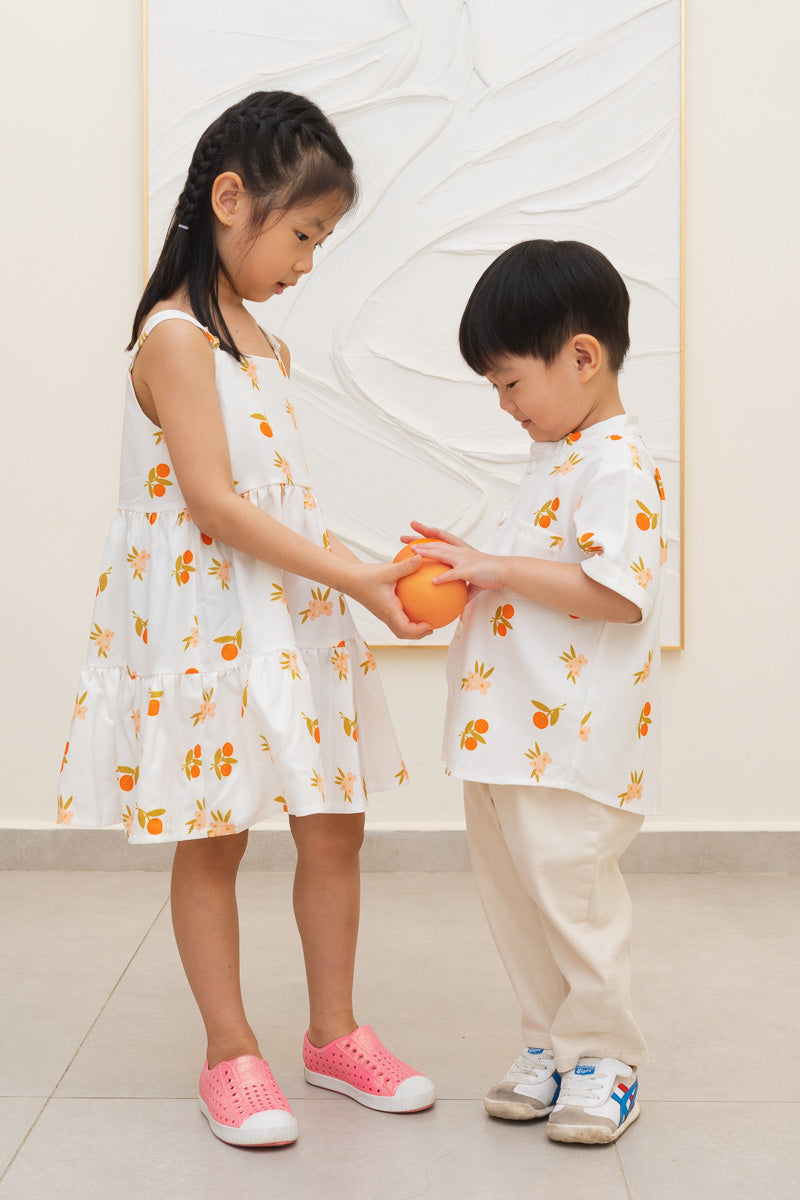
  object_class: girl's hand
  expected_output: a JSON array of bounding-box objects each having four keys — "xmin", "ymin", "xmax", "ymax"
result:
[{"xmin": 350, "ymin": 556, "xmax": 433, "ymax": 640}]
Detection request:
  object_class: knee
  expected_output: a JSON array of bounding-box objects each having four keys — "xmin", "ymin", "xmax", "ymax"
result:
[
  {"xmin": 173, "ymin": 829, "xmax": 249, "ymax": 877},
  {"xmin": 292, "ymin": 814, "xmax": 364, "ymax": 866}
]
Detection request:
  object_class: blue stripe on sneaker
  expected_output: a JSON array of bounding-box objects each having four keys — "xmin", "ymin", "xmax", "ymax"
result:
[{"xmin": 612, "ymin": 1078, "xmax": 638, "ymax": 1124}]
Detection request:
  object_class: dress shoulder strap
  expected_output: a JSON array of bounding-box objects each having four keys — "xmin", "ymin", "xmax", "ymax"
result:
[
  {"xmin": 258, "ymin": 326, "xmax": 289, "ymax": 377},
  {"xmin": 130, "ymin": 309, "xmax": 220, "ymax": 366}
]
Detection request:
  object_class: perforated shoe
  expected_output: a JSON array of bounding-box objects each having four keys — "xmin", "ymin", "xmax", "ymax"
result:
[
  {"xmin": 199, "ymin": 1055, "xmax": 298, "ymax": 1146},
  {"xmin": 484, "ymin": 1047, "xmax": 561, "ymax": 1119},
  {"xmin": 547, "ymin": 1057, "xmax": 640, "ymax": 1144},
  {"xmin": 302, "ymin": 1025, "xmax": 436, "ymax": 1112}
]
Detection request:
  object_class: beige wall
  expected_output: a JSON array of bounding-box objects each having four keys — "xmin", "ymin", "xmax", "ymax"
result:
[{"xmin": 1, "ymin": 1, "xmax": 797, "ymax": 832}]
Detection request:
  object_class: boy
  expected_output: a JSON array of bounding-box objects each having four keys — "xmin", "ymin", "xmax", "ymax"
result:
[{"xmin": 410, "ymin": 240, "xmax": 664, "ymax": 1144}]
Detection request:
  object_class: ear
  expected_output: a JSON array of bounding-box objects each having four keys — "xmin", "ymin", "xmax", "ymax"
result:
[
  {"xmin": 211, "ymin": 171, "xmax": 246, "ymax": 228},
  {"xmin": 571, "ymin": 334, "xmax": 602, "ymax": 382}
]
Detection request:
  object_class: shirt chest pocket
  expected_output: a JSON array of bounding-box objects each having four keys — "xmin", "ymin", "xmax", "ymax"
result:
[{"xmin": 511, "ymin": 517, "xmax": 566, "ymax": 562}]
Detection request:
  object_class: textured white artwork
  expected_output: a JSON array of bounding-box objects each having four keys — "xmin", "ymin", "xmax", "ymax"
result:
[{"xmin": 147, "ymin": 0, "xmax": 682, "ymax": 645}]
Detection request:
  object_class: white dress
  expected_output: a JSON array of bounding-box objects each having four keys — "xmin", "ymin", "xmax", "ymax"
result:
[{"xmin": 58, "ymin": 311, "xmax": 406, "ymax": 842}]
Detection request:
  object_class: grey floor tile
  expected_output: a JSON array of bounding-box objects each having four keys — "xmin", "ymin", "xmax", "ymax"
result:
[
  {"xmin": 0, "ymin": 873, "xmax": 169, "ymax": 1097},
  {"xmin": 629, "ymin": 875, "xmax": 800, "ymax": 1101},
  {"xmin": 56, "ymin": 873, "xmax": 520, "ymax": 1100},
  {"xmin": 0, "ymin": 1097, "xmax": 630, "ymax": 1200},
  {"xmin": 618, "ymin": 1102, "xmax": 800, "ymax": 1200},
  {"xmin": 0, "ymin": 1099, "xmax": 46, "ymax": 1177}
]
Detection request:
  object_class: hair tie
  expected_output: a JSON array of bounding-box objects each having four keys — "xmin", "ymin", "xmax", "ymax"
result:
[{"xmin": 178, "ymin": 223, "xmax": 189, "ymax": 231}]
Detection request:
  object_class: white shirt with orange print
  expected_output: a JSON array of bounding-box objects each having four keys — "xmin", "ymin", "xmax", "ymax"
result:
[{"xmin": 443, "ymin": 414, "xmax": 665, "ymax": 815}]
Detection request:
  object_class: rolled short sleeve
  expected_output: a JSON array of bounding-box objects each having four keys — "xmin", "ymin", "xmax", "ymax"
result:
[{"xmin": 573, "ymin": 445, "xmax": 664, "ymax": 622}]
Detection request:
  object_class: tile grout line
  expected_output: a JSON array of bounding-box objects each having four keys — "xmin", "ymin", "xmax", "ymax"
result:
[
  {"xmin": 615, "ymin": 1143, "xmax": 634, "ymax": 1200},
  {"xmin": 0, "ymin": 893, "xmax": 170, "ymax": 1188}
]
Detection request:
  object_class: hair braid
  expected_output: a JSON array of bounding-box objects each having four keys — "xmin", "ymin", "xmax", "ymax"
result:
[{"xmin": 176, "ymin": 121, "xmax": 229, "ymax": 227}]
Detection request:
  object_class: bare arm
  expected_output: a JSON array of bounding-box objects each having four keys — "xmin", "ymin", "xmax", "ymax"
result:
[
  {"xmin": 405, "ymin": 520, "xmax": 640, "ymax": 624},
  {"xmin": 132, "ymin": 322, "xmax": 431, "ymax": 638}
]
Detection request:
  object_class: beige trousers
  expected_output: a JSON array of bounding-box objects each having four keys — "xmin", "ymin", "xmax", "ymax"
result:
[{"xmin": 464, "ymin": 781, "xmax": 647, "ymax": 1073}]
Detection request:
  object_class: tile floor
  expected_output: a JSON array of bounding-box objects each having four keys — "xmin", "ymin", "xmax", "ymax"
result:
[{"xmin": 0, "ymin": 869, "xmax": 798, "ymax": 1199}]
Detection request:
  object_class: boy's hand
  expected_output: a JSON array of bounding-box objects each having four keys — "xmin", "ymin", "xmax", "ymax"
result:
[{"xmin": 404, "ymin": 521, "xmax": 506, "ymax": 592}]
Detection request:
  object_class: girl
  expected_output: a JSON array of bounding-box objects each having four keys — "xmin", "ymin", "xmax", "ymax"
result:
[{"xmin": 58, "ymin": 91, "xmax": 436, "ymax": 1147}]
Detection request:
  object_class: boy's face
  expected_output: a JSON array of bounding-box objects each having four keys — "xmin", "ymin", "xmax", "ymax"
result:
[{"xmin": 484, "ymin": 342, "xmax": 610, "ymax": 443}]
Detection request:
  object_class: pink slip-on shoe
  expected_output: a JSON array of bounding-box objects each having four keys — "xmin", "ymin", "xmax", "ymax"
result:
[
  {"xmin": 198, "ymin": 1055, "xmax": 298, "ymax": 1146},
  {"xmin": 302, "ymin": 1025, "xmax": 436, "ymax": 1112}
]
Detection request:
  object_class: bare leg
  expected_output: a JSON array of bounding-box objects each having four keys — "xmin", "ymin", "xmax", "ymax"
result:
[
  {"xmin": 289, "ymin": 812, "xmax": 365, "ymax": 1048},
  {"xmin": 171, "ymin": 831, "xmax": 260, "ymax": 1069}
]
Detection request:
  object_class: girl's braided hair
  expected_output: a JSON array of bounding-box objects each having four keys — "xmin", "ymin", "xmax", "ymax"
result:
[{"xmin": 129, "ymin": 91, "xmax": 357, "ymax": 359}]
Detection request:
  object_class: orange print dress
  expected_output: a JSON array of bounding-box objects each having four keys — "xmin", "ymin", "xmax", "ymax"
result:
[
  {"xmin": 58, "ymin": 311, "xmax": 405, "ymax": 843},
  {"xmin": 444, "ymin": 415, "xmax": 665, "ymax": 815}
]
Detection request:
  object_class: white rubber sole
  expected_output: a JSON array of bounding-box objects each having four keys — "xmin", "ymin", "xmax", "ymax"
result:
[
  {"xmin": 303, "ymin": 1067, "xmax": 436, "ymax": 1113},
  {"xmin": 547, "ymin": 1101, "xmax": 641, "ymax": 1144},
  {"xmin": 199, "ymin": 1096, "xmax": 298, "ymax": 1146},
  {"xmin": 484, "ymin": 1096, "xmax": 554, "ymax": 1120}
]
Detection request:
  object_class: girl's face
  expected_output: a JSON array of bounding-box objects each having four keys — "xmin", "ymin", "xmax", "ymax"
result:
[{"xmin": 217, "ymin": 190, "xmax": 348, "ymax": 305}]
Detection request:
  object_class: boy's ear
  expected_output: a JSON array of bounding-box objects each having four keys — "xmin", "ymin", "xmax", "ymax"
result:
[
  {"xmin": 571, "ymin": 334, "xmax": 603, "ymax": 382},
  {"xmin": 211, "ymin": 172, "xmax": 246, "ymax": 227}
]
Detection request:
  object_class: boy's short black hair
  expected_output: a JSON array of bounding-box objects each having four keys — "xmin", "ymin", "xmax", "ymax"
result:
[{"xmin": 458, "ymin": 240, "xmax": 630, "ymax": 375}]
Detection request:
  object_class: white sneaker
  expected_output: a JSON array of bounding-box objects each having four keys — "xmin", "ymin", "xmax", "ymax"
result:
[
  {"xmin": 547, "ymin": 1057, "xmax": 639, "ymax": 1144},
  {"xmin": 484, "ymin": 1047, "xmax": 561, "ymax": 1120}
]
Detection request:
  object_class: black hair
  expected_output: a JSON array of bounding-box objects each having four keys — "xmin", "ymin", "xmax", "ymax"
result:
[
  {"xmin": 128, "ymin": 90, "xmax": 358, "ymax": 359},
  {"xmin": 458, "ymin": 240, "xmax": 630, "ymax": 375}
]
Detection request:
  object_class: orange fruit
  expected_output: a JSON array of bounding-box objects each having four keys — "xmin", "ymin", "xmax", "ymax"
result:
[
  {"xmin": 221, "ymin": 643, "xmax": 238, "ymax": 661},
  {"xmin": 185, "ymin": 667, "xmax": 199, "ymax": 674},
  {"xmin": 156, "ymin": 463, "xmax": 170, "ymax": 478},
  {"xmin": 222, "ymin": 742, "xmax": 233, "ymax": 756},
  {"xmin": 497, "ymin": 624, "xmax": 507, "ymax": 637},
  {"xmin": 533, "ymin": 711, "xmax": 548, "ymax": 730},
  {"xmin": 551, "ymin": 498, "xmax": 560, "ymax": 511},
  {"xmin": 220, "ymin": 762, "xmax": 232, "ymax": 777},
  {"xmin": 539, "ymin": 514, "xmax": 551, "ymax": 528},
  {"xmin": 464, "ymin": 736, "xmax": 478, "ymax": 750},
  {"xmin": 639, "ymin": 724, "xmax": 649, "ymax": 737},
  {"xmin": 201, "ymin": 533, "xmax": 213, "ymax": 545},
  {"xmin": 635, "ymin": 513, "xmax": 650, "ymax": 531},
  {"xmin": 314, "ymin": 727, "xmax": 321, "ymax": 743},
  {"xmin": 474, "ymin": 718, "xmax": 489, "ymax": 734},
  {"xmin": 180, "ymin": 571, "xmax": 189, "ymax": 584},
  {"xmin": 183, "ymin": 550, "xmax": 194, "ymax": 564},
  {"xmin": 260, "ymin": 421, "xmax": 273, "ymax": 437},
  {"xmin": 501, "ymin": 604, "xmax": 514, "ymax": 619},
  {"xmin": 190, "ymin": 765, "xmax": 200, "ymax": 778},
  {"xmin": 119, "ymin": 774, "xmax": 134, "ymax": 792},
  {"xmin": 153, "ymin": 483, "xmax": 166, "ymax": 498},
  {"xmin": 149, "ymin": 512, "xmax": 158, "ymax": 526},
  {"xmin": 146, "ymin": 817, "xmax": 163, "ymax": 836},
  {"xmin": 147, "ymin": 699, "xmax": 160, "ymax": 716},
  {"xmin": 142, "ymin": 629, "xmax": 148, "ymax": 644},
  {"xmin": 393, "ymin": 541, "xmax": 467, "ymax": 629},
  {"xmin": 643, "ymin": 702, "xmax": 652, "ymax": 716}
]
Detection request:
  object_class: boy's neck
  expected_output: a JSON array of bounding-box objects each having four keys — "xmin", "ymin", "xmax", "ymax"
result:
[{"xmin": 579, "ymin": 377, "xmax": 625, "ymax": 431}]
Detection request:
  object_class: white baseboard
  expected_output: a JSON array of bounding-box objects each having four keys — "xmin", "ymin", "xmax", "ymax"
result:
[{"xmin": 0, "ymin": 828, "xmax": 798, "ymax": 872}]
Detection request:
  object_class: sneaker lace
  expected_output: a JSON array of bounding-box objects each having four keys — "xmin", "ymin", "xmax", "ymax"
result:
[
  {"xmin": 560, "ymin": 1060, "xmax": 618, "ymax": 1104},
  {"xmin": 505, "ymin": 1051, "xmax": 553, "ymax": 1086}
]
